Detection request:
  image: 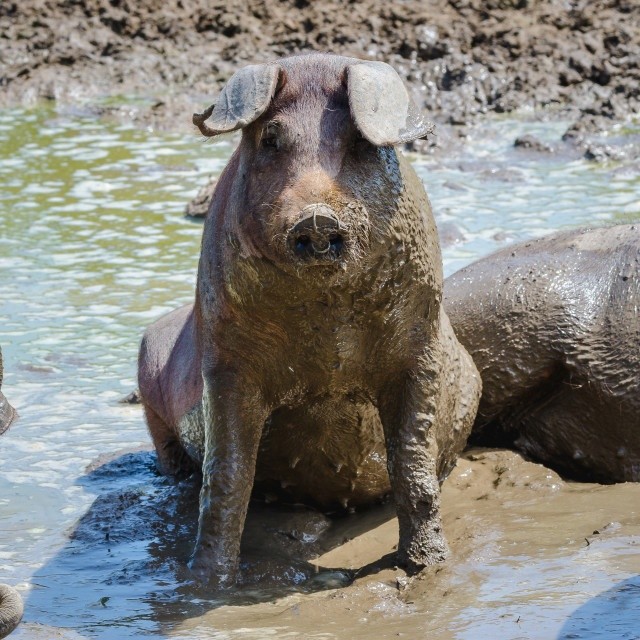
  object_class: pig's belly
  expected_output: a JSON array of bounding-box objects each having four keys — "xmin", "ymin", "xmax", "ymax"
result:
[
  {"xmin": 254, "ymin": 395, "xmax": 391, "ymax": 509},
  {"xmin": 176, "ymin": 394, "xmax": 391, "ymax": 509}
]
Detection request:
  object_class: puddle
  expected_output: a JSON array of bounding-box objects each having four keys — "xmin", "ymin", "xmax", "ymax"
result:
[{"xmin": 0, "ymin": 105, "xmax": 638, "ymax": 639}]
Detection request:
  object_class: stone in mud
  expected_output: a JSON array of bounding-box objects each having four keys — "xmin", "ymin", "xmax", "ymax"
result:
[
  {"xmin": 445, "ymin": 224, "xmax": 640, "ymax": 484},
  {"xmin": 583, "ymin": 143, "xmax": 627, "ymax": 163},
  {"xmin": 561, "ymin": 114, "xmax": 640, "ymax": 164},
  {"xmin": 138, "ymin": 54, "xmax": 481, "ymax": 587},
  {"xmin": 437, "ymin": 221, "xmax": 466, "ymax": 247},
  {"xmin": 184, "ymin": 177, "xmax": 218, "ymax": 219},
  {"xmin": 513, "ymin": 134, "xmax": 554, "ymax": 154},
  {"xmin": 118, "ymin": 389, "xmax": 141, "ymax": 404}
]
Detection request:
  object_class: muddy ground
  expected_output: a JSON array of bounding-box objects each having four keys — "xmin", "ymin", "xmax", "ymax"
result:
[
  {"xmin": 2, "ymin": 0, "xmax": 639, "ymax": 149},
  {"xmin": 16, "ymin": 446, "xmax": 640, "ymax": 639}
]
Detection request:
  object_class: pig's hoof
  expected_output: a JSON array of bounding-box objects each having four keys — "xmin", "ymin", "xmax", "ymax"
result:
[
  {"xmin": 188, "ymin": 554, "xmax": 236, "ymax": 589},
  {"xmin": 399, "ymin": 533, "xmax": 449, "ymax": 575}
]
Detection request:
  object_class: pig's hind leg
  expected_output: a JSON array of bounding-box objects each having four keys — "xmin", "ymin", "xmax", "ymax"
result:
[{"xmin": 144, "ymin": 404, "xmax": 197, "ymax": 477}]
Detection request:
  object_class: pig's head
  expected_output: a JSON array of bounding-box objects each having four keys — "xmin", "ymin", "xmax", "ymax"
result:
[{"xmin": 194, "ymin": 54, "xmax": 432, "ymax": 271}]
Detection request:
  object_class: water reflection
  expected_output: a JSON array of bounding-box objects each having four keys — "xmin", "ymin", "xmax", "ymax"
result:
[{"xmin": 558, "ymin": 576, "xmax": 640, "ymax": 640}]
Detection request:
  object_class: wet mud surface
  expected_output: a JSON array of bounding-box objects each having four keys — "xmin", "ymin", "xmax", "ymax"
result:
[
  {"xmin": 13, "ymin": 447, "xmax": 640, "ymax": 639},
  {"xmin": 2, "ymin": 1, "xmax": 639, "ymax": 154}
]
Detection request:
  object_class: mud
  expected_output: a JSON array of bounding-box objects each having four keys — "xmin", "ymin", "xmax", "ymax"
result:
[
  {"xmin": 15, "ymin": 446, "xmax": 640, "ymax": 639},
  {"xmin": 184, "ymin": 177, "xmax": 217, "ymax": 219},
  {"xmin": 2, "ymin": 1, "xmax": 639, "ymax": 151}
]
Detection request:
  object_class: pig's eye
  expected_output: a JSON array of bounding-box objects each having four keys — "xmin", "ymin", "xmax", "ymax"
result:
[{"xmin": 261, "ymin": 123, "xmax": 280, "ymax": 150}]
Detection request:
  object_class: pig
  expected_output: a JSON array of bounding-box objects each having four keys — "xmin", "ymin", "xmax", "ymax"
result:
[
  {"xmin": 445, "ymin": 224, "xmax": 640, "ymax": 483},
  {"xmin": 138, "ymin": 53, "xmax": 481, "ymax": 587},
  {"xmin": 0, "ymin": 584, "xmax": 23, "ymax": 640},
  {"xmin": 0, "ymin": 346, "xmax": 16, "ymax": 436}
]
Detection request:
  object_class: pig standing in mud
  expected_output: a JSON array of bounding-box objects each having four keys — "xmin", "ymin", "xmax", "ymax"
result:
[
  {"xmin": 138, "ymin": 53, "xmax": 481, "ymax": 586},
  {"xmin": 445, "ymin": 224, "xmax": 640, "ymax": 483}
]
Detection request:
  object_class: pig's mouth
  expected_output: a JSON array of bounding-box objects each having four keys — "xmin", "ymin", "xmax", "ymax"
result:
[{"xmin": 287, "ymin": 204, "xmax": 351, "ymax": 264}]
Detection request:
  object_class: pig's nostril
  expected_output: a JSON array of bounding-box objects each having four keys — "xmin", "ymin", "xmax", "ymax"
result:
[
  {"xmin": 293, "ymin": 232, "xmax": 345, "ymax": 258},
  {"xmin": 289, "ymin": 208, "xmax": 349, "ymax": 261},
  {"xmin": 329, "ymin": 233, "xmax": 344, "ymax": 252},
  {"xmin": 295, "ymin": 235, "xmax": 311, "ymax": 253}
]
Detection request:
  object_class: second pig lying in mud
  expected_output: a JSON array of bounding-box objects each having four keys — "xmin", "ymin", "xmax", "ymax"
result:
[
  {"xmin": 138, "ymin": 53, "xmax": 481, "ymax": 587},
  {"xmin": 445, "ymin": 224, "xmax": 640, "ymax": 484}
]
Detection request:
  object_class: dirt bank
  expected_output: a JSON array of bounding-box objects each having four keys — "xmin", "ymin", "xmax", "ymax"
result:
[{"xmin": 1, "ymin": 0, "xmax": 638, "ymax": 141}]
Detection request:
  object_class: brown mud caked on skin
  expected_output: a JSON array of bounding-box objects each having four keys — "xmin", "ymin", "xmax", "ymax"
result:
[
  {"xmin": 445, "ymin": 224, "xmax": 640, "ymax": 484},
  {"xmin": 138, "ymin": 53, "xmax": 481, "ymax": 588},
  {"xmin": 0, "ymin": 583, "xmax": 23, "ymax": 640},
  {"xmin": 0, "ymin": 346, "xmax": 16, "ymax": 436}
]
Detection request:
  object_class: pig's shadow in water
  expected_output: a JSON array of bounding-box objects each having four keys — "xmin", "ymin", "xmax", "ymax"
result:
[
  {"xmin": 557, "ymin": 576, "xmax": 640, "ymax": 640},
  {"xmin": 25, "ymin": 450, "xmax": 396, "ymax": 637}
]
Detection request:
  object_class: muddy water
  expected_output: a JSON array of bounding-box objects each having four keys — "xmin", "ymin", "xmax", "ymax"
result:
[{"xmin": 0, "ymin": 106, "xmax": 638, "ymax": 639}]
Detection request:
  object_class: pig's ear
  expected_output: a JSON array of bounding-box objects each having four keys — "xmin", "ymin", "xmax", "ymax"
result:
[
  {"xmin": 193, "ymin": 64, "xmax": 281, "ymax": 137},
  {"xmin": 347, "ymin": 61, "xmax": 433, "ymax": 146}
]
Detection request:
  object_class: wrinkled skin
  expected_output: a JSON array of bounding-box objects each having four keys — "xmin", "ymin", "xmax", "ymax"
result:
[
  {"xmin": 138, "ymin": 53, "xmax": 480, "ymax": 587},
  {"xmin": 0, "ymin": 347, "xmax": 16, "ymax": 436},
  {"xmin": 445, "ymin": 224, "xmax": 640, "ymax": 483},
  {"xmin": 0, "ymin": 584, "xmax": 23, "ymax": 639}
]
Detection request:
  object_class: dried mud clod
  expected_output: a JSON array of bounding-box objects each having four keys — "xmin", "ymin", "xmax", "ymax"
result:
[{"xmin": 185, "ymin": 177, "xmax": 218, "ymax": 219}]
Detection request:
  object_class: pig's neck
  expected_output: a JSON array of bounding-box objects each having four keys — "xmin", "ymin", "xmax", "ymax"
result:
[{"xmin": 210, "ymin": 243, "xmax": 439, "ymax": 407}]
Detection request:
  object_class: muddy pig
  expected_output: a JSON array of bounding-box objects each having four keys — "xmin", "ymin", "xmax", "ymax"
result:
[
  {"xmin": 445, "ymin": 224, "xmax": 639, "ymax": 483},
  {"xmin": 138, "ymin": 53, "xmax": 481, "ymax": 587},
  {"xmin": 0, "ymin": 346, "xmax": 16, "ymax": 435}
]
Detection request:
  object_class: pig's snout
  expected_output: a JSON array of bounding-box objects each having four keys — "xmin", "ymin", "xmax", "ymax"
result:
[{"xmin": 288, "ymin": 204, "xmax": 348, "ymax": 261}]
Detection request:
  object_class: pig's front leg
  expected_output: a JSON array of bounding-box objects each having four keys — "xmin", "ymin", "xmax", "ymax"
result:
[
  {"xmin": 379, "ymin": 347, "xmax": 449, "ymax": 572},
  {"xmin": 189, "ymin": 367, "xmax": 268, "ymax": 587}
]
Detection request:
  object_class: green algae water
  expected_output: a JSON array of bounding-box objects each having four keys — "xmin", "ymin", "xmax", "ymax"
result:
[{"xmin": 0, "ymin": 105, "xmax": 639, "ymax": 639}]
